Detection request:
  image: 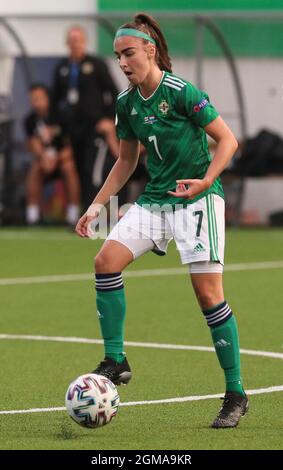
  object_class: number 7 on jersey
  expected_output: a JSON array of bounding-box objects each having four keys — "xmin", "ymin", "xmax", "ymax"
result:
[{"xmin": 149, "ymin": 135, "xmax": 163, "ymax": 160}]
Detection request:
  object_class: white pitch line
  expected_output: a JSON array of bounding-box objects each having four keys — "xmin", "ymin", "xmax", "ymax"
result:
[
  {"xmin": 0, "ymin": 334, "xmax": 283, "ymax": 360},
  {"xmin": 121, "ymin": 385, "xmax": 283, "ymax": 407},
  {"xmin": 1, "ymin": 260, "xmax": 283, "ymax": 286},
  {"xmin": 0, "ymin": 385, "xmax": 282, "ymax": 416}
]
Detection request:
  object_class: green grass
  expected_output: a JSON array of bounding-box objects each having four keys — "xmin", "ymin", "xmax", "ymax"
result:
[{"xmin": 0, "ymin": 227, "xmax": 282, "ymax": 450}]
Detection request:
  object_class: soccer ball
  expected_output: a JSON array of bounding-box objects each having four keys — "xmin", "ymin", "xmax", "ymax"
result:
[{"xmin": 65, "ymin": 373, "xmax": 120, "ymax": 428}]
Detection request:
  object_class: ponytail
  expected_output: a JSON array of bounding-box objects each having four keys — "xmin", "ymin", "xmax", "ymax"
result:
[{"xmin": 119, "ymin": 12, "xmax": 172, "ymax": 73}]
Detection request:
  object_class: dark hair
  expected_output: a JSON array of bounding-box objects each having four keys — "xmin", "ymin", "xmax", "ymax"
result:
[
  {"xmin": 29, "ymin": 83, "xmax": 50, "ymax": 97},
  {"xmin": 119, "ymin": 12, "xmax": 172, "ymax": 73}
]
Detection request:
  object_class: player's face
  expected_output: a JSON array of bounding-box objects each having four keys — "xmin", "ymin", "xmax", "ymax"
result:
[
  {"xmin": 114, "ymin": 37, "xmax": 155, "ymax": 85},
  {"xmin": 30, "ymin": 88, "xmax": 49, "ymax": 115}
]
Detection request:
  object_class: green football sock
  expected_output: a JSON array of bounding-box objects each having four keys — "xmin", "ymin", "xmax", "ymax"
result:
[
  {"xmin": 203, "ymin": 302, "xmax": 245, "ymax": 395},
  {"xmin": 95, "ymin": 273, "xmax": 126, "ymax": 364}
]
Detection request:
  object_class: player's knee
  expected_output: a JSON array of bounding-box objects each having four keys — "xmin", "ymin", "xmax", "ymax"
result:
[
  {"xmin": 94, "ymin": 251, "xmax": 113, "ymax": 273},
  {"xmin": 194, "ymin": 286, "xmax": 219, "ymax": 310}
]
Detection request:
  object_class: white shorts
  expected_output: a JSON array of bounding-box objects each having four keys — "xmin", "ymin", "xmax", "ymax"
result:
[{"xmin": 107, "ymin": 194, "xmax": 225, "ymax": 271}]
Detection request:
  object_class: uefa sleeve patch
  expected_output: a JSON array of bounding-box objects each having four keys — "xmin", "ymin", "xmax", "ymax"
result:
[{"xmin": 193, "ymin": 98, "xmax": 209, "ymax": 113}]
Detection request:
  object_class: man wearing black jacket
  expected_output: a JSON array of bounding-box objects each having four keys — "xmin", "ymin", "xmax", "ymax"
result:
[{"xmin": 52, "ymin": 26, "xmax": 120, "ymax": 209}]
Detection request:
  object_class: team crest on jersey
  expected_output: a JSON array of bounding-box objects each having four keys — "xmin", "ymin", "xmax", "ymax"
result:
[
  {"xmin": 158, "ymin": 100, "xmax": 169, "ymax": 115},
  {"xmin": 144, "ymin": 115, "xmax": 157, "ymax": 125}
]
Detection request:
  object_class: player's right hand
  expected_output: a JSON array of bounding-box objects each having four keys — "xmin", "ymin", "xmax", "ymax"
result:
[{"xmin": 75, "ymin": 204, "xmax": 101, "ymax": 238}]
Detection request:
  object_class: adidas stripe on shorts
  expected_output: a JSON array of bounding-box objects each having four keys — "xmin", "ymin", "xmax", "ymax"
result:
[{"xmin": 107, "ymin": 194, "xmax": 225, "ymax": 272}]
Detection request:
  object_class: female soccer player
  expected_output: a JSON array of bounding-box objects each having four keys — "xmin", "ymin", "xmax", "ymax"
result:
[{"xmin": 76, "ymin": 13, "xmax": 248, "ymax": 428}]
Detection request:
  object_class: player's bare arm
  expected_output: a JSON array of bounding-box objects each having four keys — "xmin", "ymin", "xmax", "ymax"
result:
[{"xmin": 75, "ymin": 138, "xmax": 140, "ymax": 237}]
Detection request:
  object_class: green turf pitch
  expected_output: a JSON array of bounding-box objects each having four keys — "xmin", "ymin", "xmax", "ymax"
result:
[{"xmin": 0, "ymin": 227, "xmax": 282, "ymax": 450}]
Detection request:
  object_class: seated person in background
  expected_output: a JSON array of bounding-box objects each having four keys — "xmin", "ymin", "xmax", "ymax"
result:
[{"xmin": 24, "ymin": 83, "xmax": 80, "ymax": 226}]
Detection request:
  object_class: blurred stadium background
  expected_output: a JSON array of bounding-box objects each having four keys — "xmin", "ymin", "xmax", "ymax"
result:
[
  {"xmin": 1, "ymin": 0, "xmax": 283, "ymax": 225},
  {"xmin": 0, "ymin": 1, "xmax": 282, "ymax": 451}
]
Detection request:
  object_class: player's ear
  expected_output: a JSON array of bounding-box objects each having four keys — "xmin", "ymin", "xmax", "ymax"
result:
[{"xmin": 147, "ymin": 44, "xmax": 156, "ymax": 60}]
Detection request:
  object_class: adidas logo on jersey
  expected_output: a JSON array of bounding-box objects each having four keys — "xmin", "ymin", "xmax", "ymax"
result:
[
  {"xmin": 193, "ymin": 242, "xmax": 205, "ymax": 253},
  {"xmin": 131, "ymin": 107, "xmax": 138, "ymax": 115}
]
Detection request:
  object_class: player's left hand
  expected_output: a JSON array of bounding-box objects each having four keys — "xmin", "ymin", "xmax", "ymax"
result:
[{"xmin": 167, "ymin": 178, "xmax": 211, "ymax": 200}]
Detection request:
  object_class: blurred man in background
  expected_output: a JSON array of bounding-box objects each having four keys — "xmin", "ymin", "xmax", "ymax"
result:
[
  {"xmin": 52, "ymin": 26, "xmax": 119, "ymax": 209},
  {"xmin": 24, "ymin": 83, "xmax": 80, "ymax": 226}
]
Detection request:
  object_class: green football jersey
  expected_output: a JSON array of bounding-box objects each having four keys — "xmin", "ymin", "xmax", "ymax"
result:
[{"xmin": 116, "ymin": 71, "xmax": 224, "ymax": 208}]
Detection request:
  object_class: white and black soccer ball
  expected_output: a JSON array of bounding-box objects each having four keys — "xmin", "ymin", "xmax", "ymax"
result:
[{"xmin": 65, "ymin": 373, "xmax": 120, "ymax": 428}]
